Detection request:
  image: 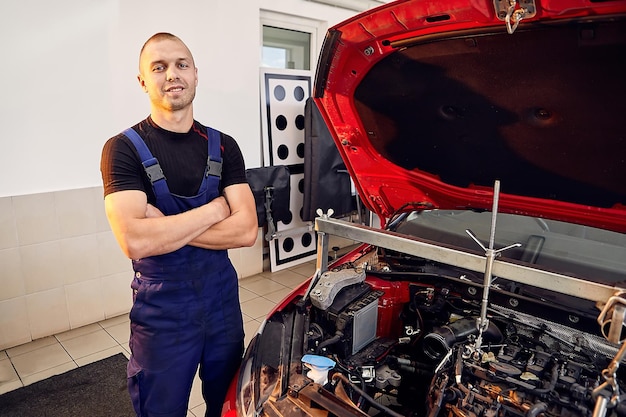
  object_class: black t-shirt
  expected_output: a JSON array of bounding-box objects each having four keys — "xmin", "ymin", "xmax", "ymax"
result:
[{"xmin": 101, "ymin": 117, "xmax": 247, "ymax": 204}]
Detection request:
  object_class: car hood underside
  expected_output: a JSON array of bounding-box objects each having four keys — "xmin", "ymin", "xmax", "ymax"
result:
[{"xmin": 313, "ymin": 0, "xmax": 626, "ymax": 232}]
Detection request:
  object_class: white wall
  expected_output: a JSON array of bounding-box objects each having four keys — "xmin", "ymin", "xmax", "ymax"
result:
[
  {"xmin": 0, "ymin": 0, "xmax": 356, "ymax": 198},
  {"xmin": 0, "ymin": 0, "xmax": 360, "ymax": 351}
]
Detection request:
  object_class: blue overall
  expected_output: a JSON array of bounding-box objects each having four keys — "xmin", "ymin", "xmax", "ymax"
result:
[{"xmin": 123, "ymin": 127, "xmax": 244, "ymax": 417}]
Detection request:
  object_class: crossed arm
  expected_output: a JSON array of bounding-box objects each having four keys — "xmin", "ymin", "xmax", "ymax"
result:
[{"xmin": 104, "ymin": 183, "xmax": 258, "ymax": 259}]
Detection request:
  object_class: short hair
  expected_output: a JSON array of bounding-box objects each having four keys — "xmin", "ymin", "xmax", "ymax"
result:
[{"xmin": 138, "ymin": 33, "xmax": 195, "ymax": 70}]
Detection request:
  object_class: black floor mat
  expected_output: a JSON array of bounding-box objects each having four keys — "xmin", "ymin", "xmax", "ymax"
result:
[{"xmin": 0, "ymin": 353, "xmax": 134, "ymax": 417}]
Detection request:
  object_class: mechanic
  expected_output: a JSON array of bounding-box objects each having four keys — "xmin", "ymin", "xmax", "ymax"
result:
[{"xmin": 100, "ymin": 32, "xmax": 258, "ymax": 417}]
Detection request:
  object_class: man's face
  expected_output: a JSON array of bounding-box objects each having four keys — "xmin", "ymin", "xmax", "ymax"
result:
[{"xmin": 138, "ymin": 38, "xmax": 198, "ymax": 113}]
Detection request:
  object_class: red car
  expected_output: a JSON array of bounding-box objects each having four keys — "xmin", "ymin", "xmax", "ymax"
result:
[{"xmin": 224, "ymin": 1, "xmax": 626, "ymax": 416}]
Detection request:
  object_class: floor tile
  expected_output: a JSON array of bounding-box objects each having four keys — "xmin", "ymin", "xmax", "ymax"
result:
[
  {"xmin": 98, "ymin": 314, "xmax": 130, "ymax": 328},
  {"xmin": 240, "ymin": 297, "xmax": 276, "ymax": 320},
  {"xmin": 238, "ymin": 287, "xmax": 257, "ymax": 303},
  {"xmin": 188, "ymin": 370, "xmax": 203, "ymax": 409},
  {"xmin": 289, "ymin": 262, "xmax": 317, "ymax": 278},
  {"xmin": 269, "ymin": 271, "xmax": 310, "ymax": 289},
  {"xmin": 59, "ymin": 328, "xmax": 118, "ymax": 360},
  {"xmin": 21, "ymin": 360, "xmax": 77, "ymax": 387},
  {"xmin": 74, "ymin": 346, "xmax": 126, "ymax": 367},
  {"xmin": 10, "ymin": 343, "xmax": 73, "ymax": 378},
  {"xmin": 5, "ymin": 336, "xmax": 57, "ymax": 358},
  {"xmin": 263, "ymin": 287, "xmax": 293, "ymax": 303},
  {"xmin": 0, "ymin": 378, "xmax": 22, "ymax": 395},
  {"xmin": 189, "ymin": 403, "xmax": 206, "ymax": 417},
  {"xmin": 240, "ymin": 277, "xmax": 287, "ymax": 296},
  {"xmin": 242, "ymin": 313, "xmax": 256, "ymax": 323},
  {"xmin": 238, "ymin": 274, "xmax": 266, "ymax": 285},
  {"xmin": 103, "ymin": 321, "xmax": 131, "ymax": 345},
  {"xmin": 244, "ymin": 320, "xmax": 261, "ymax": 347},
  {"xmin": 0, "ymin": 357, "xmax": 22, "ymax": 395},
  {"xmin": 54, "ymin": 322, "xmax": 102, "ymax": 341}
]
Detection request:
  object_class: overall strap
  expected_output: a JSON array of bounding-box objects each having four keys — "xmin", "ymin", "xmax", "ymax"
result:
[
  {"xmin": 205, "ymin": 127, "xmax": 222, "ymax": 179},
  {"xmin": 123, "ymin": 128, "xmax": 171, "ymax": 197},
  {"xmin": 203, "ymin": 127, "xmax": 222, "ymax": 199}
]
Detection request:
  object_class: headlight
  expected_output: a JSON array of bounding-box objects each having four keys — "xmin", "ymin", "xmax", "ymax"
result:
[
  {"xmin": 236, "ymin": 317, "xmax": 288, "ymax": 417},
  {"xmin": 236, "ymin": 319, "xmax": 265, "ymax": 417}
]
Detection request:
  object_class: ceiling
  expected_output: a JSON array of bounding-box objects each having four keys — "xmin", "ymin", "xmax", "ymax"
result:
[{"xmin": 306, "ymin": 0, "xmax": 392, "ymax": 12}]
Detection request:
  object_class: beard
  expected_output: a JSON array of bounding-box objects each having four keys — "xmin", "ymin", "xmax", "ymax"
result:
[{"xmin": 151, "ymin": 87, "xmax": 196, "ymax": 112}]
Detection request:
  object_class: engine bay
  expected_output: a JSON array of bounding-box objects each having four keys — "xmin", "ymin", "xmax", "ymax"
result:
[
  {"xmin": 242, "ymin": 202, "xmax": 626, "ymax": 417},
  {"xmin": 259, "ymin": 246, "xmax": 626, "ymax": 417}
]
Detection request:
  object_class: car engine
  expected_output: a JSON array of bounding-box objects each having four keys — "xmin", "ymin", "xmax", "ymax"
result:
[{"xmin": 295, "ymin": 250, "xmax": 626, "ymax": 417}]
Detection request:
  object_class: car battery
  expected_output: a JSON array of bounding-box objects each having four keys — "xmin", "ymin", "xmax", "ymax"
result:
[{"xmin": 317, "ymin": 283, "xmax": 383, "ymax": 358}]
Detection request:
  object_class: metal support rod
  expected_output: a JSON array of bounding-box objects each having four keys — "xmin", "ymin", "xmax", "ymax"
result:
[
  {"xmin": 469, "ymin": 180, "xmax": 520, "ymax": 353},
  {"xmin": 480, "ymin": 181, "xmax": 500, "ymax": 327},
  {"xmin": 593, "ymin": 395, "xmax": 609, "ymax": 417},
  {"xmin": 302, "ymin": 209, "xmax": 333, "ymax": 305},
  {"xmin": 478, "ymin": 250, "xmax": 496, "ymax": 331},
  {"xmin": 592, "ymin": 340, "xmax": 626, "ymax": 414},
  {"xmin": 317, "ymin": 231, "xmax": 329, "ymax": 273},
  {"xmin": 315, "ymin": 209, "xmax": 332, "ymax": 274},
  {"xmin": 472, "ymin": 180, "xmax": 499, "ymax": 352}
]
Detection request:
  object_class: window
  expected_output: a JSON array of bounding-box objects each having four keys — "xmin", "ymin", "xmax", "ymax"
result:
[{"xmin": 262, "ymin": 26, "xmax": 311, "ymax": 70}]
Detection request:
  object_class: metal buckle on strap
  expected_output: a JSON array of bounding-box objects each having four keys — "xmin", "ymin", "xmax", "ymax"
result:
[
  {"xmin": 144, "ymin": 163, "xmax": 165, "ymax": 183},
  {"xmin": 206, "ymin": 159, "xmax": 222, "ymax": 178}
]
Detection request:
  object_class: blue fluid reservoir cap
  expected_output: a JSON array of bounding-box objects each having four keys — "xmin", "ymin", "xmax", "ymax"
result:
[{"xmin": 301, "ymin": 354, "xmax": 336, "ymax": 371}]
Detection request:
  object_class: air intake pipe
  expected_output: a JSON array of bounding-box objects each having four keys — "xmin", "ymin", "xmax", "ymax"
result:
[{"xmin": 422, "ymin": 317, "xmax": 503, "ymax": 361}]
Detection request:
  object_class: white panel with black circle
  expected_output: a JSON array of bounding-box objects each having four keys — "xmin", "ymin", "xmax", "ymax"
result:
[{"xmin": 260, "ymin": 68, "xmax": 316, "ymax": 271}]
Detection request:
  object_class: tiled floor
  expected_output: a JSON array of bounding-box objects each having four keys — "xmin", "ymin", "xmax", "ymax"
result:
[{"xmin": 0, "ymin": 260, "xmax": 318, "ymax": 417}]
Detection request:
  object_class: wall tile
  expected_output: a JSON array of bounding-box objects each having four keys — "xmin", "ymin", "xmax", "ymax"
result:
[
  {"xmin": 0, "ymin": 197, "xmax": 18, "ymax": 250},
  {"xmin": 235, "ymin": 228, "xmax": 264, "ymax": 278},
  {"xmin": 13, "ymin": 192, "xmax": 60, "ymax": 245},
  {"xmin": 228, "ymin": 248, "xmax": 242, "ymax": 278},
  {"xmin": 101, "ymin": 272, "xmax": 132, "ymax": 319},
  {"xmin": 20, "ymin": 241, "xmax": 64, "ymax": 294},
  {"xmin": 60, "ymin": 235, "xmax": 99, "ymax": 285},
  {"xmin": 55, "ymin": 188, "xmax": 98, "ymax": 238},
  {"xmin": 65, "ymin": 279, "xmax": 106, "ymax": 329},
  {"xmin": 26, "ymin": 288, "xmax": 70, "ymax": 340},
  {"xmin": 0, "ymin": 298, "xmax": 31, "ymax": 351},
  {"xmin": 92, "ymin": 186, "xmax": 110, "ymax": 233},
  {"xmin": 0, "ymin": 248, "xmax": 25, "ymax": 301},
  {"xmin": 97, "ymin": 231, "xmax": 132, "ymax": 276}
]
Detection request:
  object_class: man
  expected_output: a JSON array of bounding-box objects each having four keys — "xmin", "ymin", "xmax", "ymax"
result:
[{"xmin": 100, "ymin": 32, "xmax": 258, "ymax": 417}]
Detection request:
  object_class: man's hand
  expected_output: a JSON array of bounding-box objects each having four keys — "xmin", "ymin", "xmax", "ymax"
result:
[
  {"xmin": 145, "ymin": 203, "xmax": 164, "ymax": 219},
  {"xmin": 208, "ymin": 196, "xmax": 231, "ymax": 222},
  {"xmin": 188, "ymin": 183, "xmax": 258, "ymax": 250}
]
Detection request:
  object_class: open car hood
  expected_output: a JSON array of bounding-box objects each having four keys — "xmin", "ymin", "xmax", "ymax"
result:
[{"xmin": 313, "ymin": 0, "xmax": 626, "ymax": 232}]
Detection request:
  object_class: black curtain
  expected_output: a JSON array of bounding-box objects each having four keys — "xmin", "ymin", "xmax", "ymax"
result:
[{"xmin": 302, "ymin": 97, "xmax": 354, "ymax": 221}]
